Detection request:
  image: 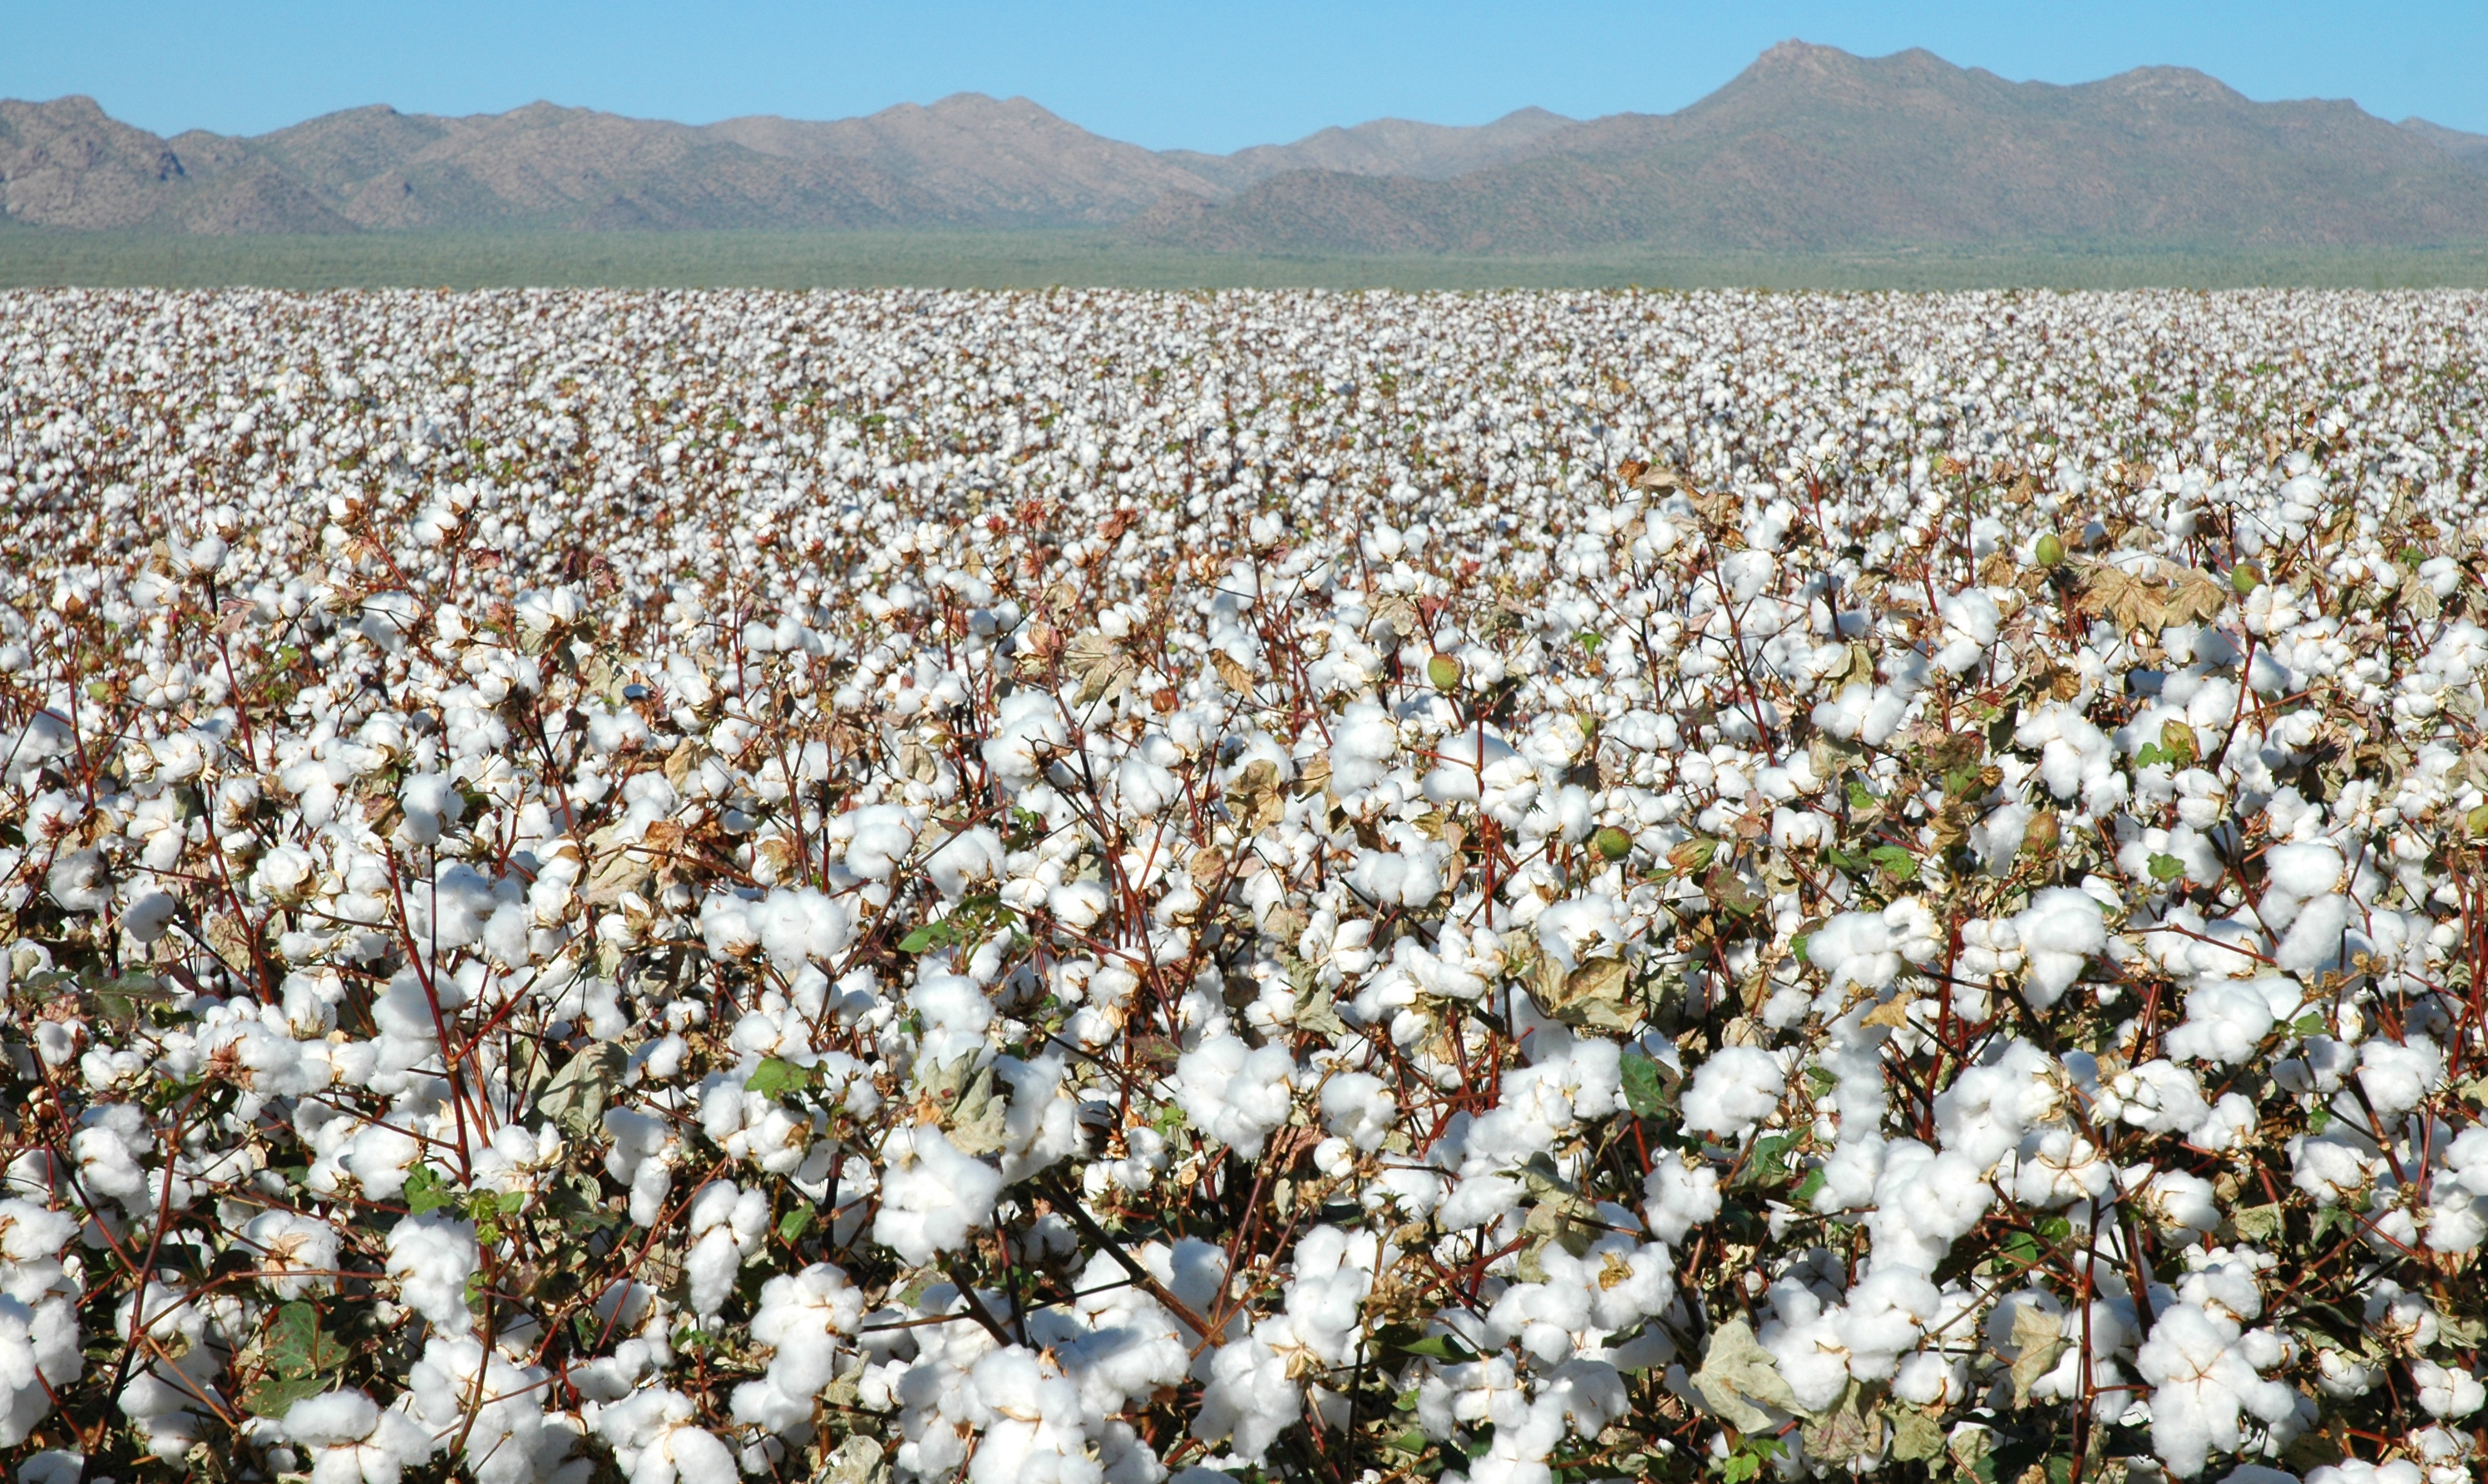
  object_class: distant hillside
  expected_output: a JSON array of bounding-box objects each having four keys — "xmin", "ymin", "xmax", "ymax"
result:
[
  {"xmin": 1162, "ymin": 108, "xmax": 1576, "ymax": 191},
  {"xmin": 1132, "ymin": 42, "xmax": 2488, "ymax": 254},
  {"xmin": 8, "ymin": 42, "xmax": 2488, "ymax": 251}
]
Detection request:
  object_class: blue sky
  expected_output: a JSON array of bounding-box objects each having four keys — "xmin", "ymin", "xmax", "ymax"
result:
[{"xmin": 4, "ymin": 2, "xmax": 2483, "ymax": 148}]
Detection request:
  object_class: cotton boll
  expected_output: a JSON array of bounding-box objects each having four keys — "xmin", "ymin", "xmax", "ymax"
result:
[
  {"xmin": 1174, "ymin": 1035, "xmax": 1297, "ymax": 1157},
  {"xmin": 874, "ymin": 1126, "xmax": 1002, "ymax": 1265},
  {"xmin": 1681, "ymin": 1047, "xmax": 1785, "ymax": 1139},
  {"xmin": 385, "ymin": 1215, "xmax": 478, "ymax": 1336},
  {"xmin": 984, "ymin": 692, "xmax": 1069, "ymax": 791},
  {"xmin": 2164, "ymin": 982, "xmax": 2277, "ymax": 1066},
  {"xmin": 1319, "ymin": 1072, "xmax": 1395, "ymax": 1152},
  {"xmin": 1641, "ymin": 1151, "xmax": 1721, "ymax": 1243},
  {"xmin": 1804, "ymin": 910, "xmax": 1899, "ymax": 995},
  {"xmin": 2412, "ymin": 1359, "xmax": 2486, "ymax": 1419},
  {"xmin": 2358, "ymin": 1037, "xmax": 2443, "ymax": 1117},
  {"xmin": 240, "ymin": 1210, "xmax": 341, "ymax": 1299},
  {"xmin": 2275, "ymin": 893, "xmax": 2352, "ymax": 976},
  {"xmin": 2012, "ymin": 888, "xmax": 2104, "ymax": 1009},
  {"xmin": 396, "ymin": 772, "xmax": 465, "ymax": 846},
  {"xmin": 2265, "ymin": 841, "xmax": 2344, "ymax": 900}
]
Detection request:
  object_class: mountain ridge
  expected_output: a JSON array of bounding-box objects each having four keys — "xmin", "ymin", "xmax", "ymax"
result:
[{"xmin": 7, "ymin": 42, "xmax": 2488, "ymax": 250}]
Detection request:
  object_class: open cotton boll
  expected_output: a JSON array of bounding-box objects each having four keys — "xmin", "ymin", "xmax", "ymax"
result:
[
  {"xmin": 2357, "ymin": 1037, "xmax": 2444, "ymax": 1117},
  {"xmin": 874, "ymin": 1126, "xmax": 1003, "ymax": 1265},
  {"xmin": 1804, "ymin": 910, "xmax": 1899, "ymax": 995},
  {"xmin": 2411, "ymin": 1359, "xmax": 2486, "ymax": 1418},
  {"xmin": 282, "ymin": 1388, "xmax": 437, "ymax": 1484},
  {"xmin": 982, "ymin": 691, "xmax": 1068, "ymax": 791},
  {"xmin": 1642, "ymin": 1151, "xmax": 1722, "ymax": 1243},
  {"xmin": 1173, "ymin": 1034, "xmax": 1297, "ymax": 1158},
  {"xmin": 2264, "ymin": 840, "xmax": 2344, "ymax": 900},
  {"xmin": 395, "ymin": 772, "xmax": 465, "ymax": 846},
  {"xmin": 240, "ymin": 1210, "xmax": 342, "ymax": 1299},
  {"xmin": 2275, "ymin": 893, "xmax": 2353, "ymax": 977},
  {"xmin": 1681, "ymin": 1046, "xmax": 1785, "ymax": 1138},
  {"xmin": 385, "ymin": 1215, "xmax": 478, "ymax": 1335},
  {"xmin": 2306, "ymin": 1464, "xmax": 2426, "ymax": 1484},
  {"xmin": 2164, "ymin": 983, "xmax": 2278, "ymax": 1066},
  {"xmin": 2133, "ymin": 1300, "xmax": 2302, "ymax": 1478},
  {"xmin": 1319, "ymin": 1072, "xmax": 1396, "ymax": 1152},
  {"xmin": 593, "ymin": 1387, "xmax": 738, "ymax": 1484},
  {"xmin": 2012, "ymin": 888, "xmax": 2104, "ymax": 1008},
  {"xmin": 1192, "ymin": 1329, "xmax": 1299, "ymax": 1462}
]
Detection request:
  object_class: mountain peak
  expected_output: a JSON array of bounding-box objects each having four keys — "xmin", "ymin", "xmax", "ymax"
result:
[{"xmin": 8, "ymin": 42, "xmax": 2488, "ymax": 248}]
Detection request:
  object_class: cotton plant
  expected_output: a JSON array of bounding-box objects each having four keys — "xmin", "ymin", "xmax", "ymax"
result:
[{"xmin": 6, "ymin": 287, "xmax": 2488, "ymax": 1482}]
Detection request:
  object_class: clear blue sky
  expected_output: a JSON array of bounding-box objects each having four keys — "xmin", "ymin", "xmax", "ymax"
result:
[{"xmin": 4, "ymin": 1, "xmax": 2483, "ymax": 148}]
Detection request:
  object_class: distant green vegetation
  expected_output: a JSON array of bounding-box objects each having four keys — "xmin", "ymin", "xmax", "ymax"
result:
[{"xmin": 6, "ymin": 227, "xmax": 2488, "ymax": 292}]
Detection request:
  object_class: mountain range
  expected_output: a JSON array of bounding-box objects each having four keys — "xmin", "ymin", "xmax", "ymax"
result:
[{"xmin": 6, "ymin": 40, "xmax": 2487, "ymax": 253}]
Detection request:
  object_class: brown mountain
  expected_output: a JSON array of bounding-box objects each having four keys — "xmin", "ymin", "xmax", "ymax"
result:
[
  {"xmin": 1163, "ymin": 108, "xmax": 1576, "ymax": 191},
  {"xmin": 2403, "ymin": 118, "xmax": 2488, "ymax": 173},
  {"xmin": 7, "ymin": 42, "xmax": 2488, "ymax": 249},
  {"xmin": 1133, "ymin": 42, "xmax": 2488, "ymax": 253}
]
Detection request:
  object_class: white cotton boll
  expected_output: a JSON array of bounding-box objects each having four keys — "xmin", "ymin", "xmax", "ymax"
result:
[
  {"xmin": 753, "ymin": 887, "xmax": 854, "ymax": 972},
  {"xmin": 240, "ymin": 1210, "xmax": 341, "ymax": 1299},
  {"xmin": 2265, "ymin": 841, "xmax": 2343, "ymax": 899},
  {"xmin": 1422, "ymin": 727, "xmax": 1516, "ymax": 804},
  {"xmin": 2413, "ymin": 1360, "xmax": 2486, "ymax": 1418},
  {"xmin": 281, "ymin": 1388, "xmax": 379, "ymax": 1445},
  {"xmin": 2275, "ymin": 892, "xmax": 2352, "ymax": 976},
  {"xmin": 1933, "ymin": 590, "xmax": 2001, "ymax": 673},
  {"xmin": 1893, "ymin": 1350, "xmax": 1970, "ymax": 1408},
  {"xmin": 874, "ymin": 1126, "xmax": 1002, "ymax": 1265},
  {"xmin": 2164, "ymin": 983, "xmax": 2276, "ymax": 1066},
  {"xmin": 2098, "ymin": 1059, "xmax": 2209, "ymax": 1135},
  {"xmin": 2307, "ymin": 1464, "xmax": 2426, "ymax": 1484},
  {"xmin": 2134, "ymin": 1302, "xmax": 2301, "ymax": 1479},
  {"xmin": 1193, "ymin": 1331, "xmax": 1298, "ymax": 1462},
  {"xmin": 1804, "ymin": 910, "xmax": 1898, "ymax": 994},
  {"xmin": 1681, "ymin": 1047, "xmax": 1784, "ymax": 1138},
  {"xmin": 1118, "ymin": 752, "xmax": 1182, "ymax": 816},
  {"xmin": 385, "ymin": 1215, "xmax": 477, "ymax": 1336},
  {"xmin": 837, "ymin": 804, "xmax": 919, "ymax": 880},
  {"xmin": 924, "ymin": 826, "xmax": 1005, "ymax": 900},
  {"xmin": 1534, "ymin": 895, "xmax": 1623, "ymax": 974},
  {"xmin": 1047, "ymin": 880, "xmax": 1109, "ymax": 933},
  {"xmin": 2012, "ymin": 888, "xmax": 2104, "ymax": 1009},
  {"xmin": 2358, "ymin": 1038, "xmax": 2443, "ymax": 1117},
  {"xmin": 1319, "ymin": 1072, "xmax": 1395, "ymax": 1152},
  {"xmin": 983, "ymin": 691, "xmax": 1069, "ymax": 790},
  {"xmin": 1175, "ymin": 1035, "xmax": 1297, "ymax": 1157},
  {"xmin": 396, "ymin": 772, "xmax": 465, "ymax": 846},
  {"xmin": 1642, "ymin": 1152, "xmax": 1722, "ymax": 1243}
]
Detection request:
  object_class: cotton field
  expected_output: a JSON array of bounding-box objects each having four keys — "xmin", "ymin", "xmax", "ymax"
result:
[{"xmin": 5, "ymin": 285, "xmax": 2488, "ymax": 1484}]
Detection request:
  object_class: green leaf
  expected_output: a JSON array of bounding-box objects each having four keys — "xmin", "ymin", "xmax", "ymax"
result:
[
  {"xmin": 1868, "ymin": 844, "xmax": 1918, "ymax": 882},
  {"xmin": 1847, "ymin": 781, "xmax": 1877, "ymax": 811},
  {"xmin": 1619, "ymin": 1052, "xmax": 1671, "ymax": 1119},
  {"xmin": 2312, "ymin": 1204, "xmax": 2359, "ymax": 1245},
  {"xmin": 896, "ymin": 922, "xmax": 951, "ymax": 954},
  {"xmin": 403, "ymin": 1165, "xmax": 457, "ymax": 1215},
  {"xmin": 2291, "ymin": 1011, "xmax": 2331, "ymax": 1038},
  {"xmin": 1789, "ymin": 933, "xmax": 1812, "ymax": 965},
  {"xmin": 1390, "ymin": 1331, "xmax": 1478, "ymax": 1362},
  {"xmin": 744, "ymin": 1058, "xmax": 817, "ymax": 1098},
  {"xmin": 243, "ymin": 1373, "xmax": 334, "ymax": 1417},
  {"xmin": 2001, "ymin": 1229, "xmax": 2041, "ymax": 1268},
  {"xmin": 2147, "ymin": 852, "xmax": 2185, "ymax": 881},
  {"xmin": 2034, "ymin": 1214, "xmax": 2073, "ymax": 1242},
  {"xmin": 1792, "ymin": 1168, "xmax": 1828, "ymax": 1205},
  {"xmin": 778, "ymin": 1206, "xmax": 815, "ymax": 1245}
]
